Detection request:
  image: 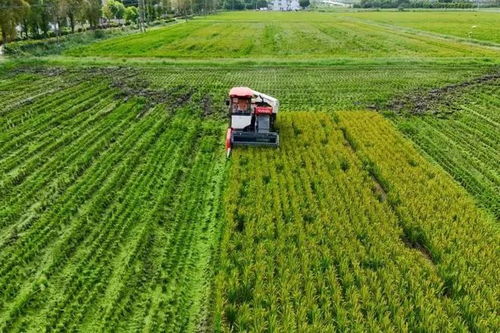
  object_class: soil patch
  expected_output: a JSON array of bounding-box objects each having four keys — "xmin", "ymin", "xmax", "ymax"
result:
[{"xmin": 386, "ymin": 70, "xmax": 500, "ymax": 116}]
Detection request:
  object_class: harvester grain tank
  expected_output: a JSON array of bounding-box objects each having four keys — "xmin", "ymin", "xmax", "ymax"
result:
[{"xmin": 225, "ymin": 87, "xmax": 279, "ymax": 157}]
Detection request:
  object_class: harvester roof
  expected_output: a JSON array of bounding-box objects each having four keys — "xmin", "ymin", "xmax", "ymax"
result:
[{"xmin": 229, "ymin": 87, "xmax": 254, "ymax": 98}]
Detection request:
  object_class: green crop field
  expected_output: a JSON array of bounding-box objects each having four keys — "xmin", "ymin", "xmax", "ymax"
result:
[
  {"xmin": 67, "ymin": 12, "xmax": 500, "ymax": 59},
  {"xmin": 1, "ymin": 8, "xmax": 499, "ymax": 332},
  {"xmin": 141, "ymin": 63, "xmax": 493, "ymax": 111},
  {"xmin": 0, "ymin": 68, "xmax": 227, "ymax": 331},
  {"xmin": 346, "ymin": 11, "xmax": 500, "ymax": 44}
]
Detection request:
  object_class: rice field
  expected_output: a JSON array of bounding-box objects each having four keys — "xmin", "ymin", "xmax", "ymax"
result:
[
  {"xmin": 216, "ymin": 112, "xmax": 498, "ymax": 331},
  {"xmin": 0, "ymin": 68, "xmax": 226, "ymax": 331},
  {"xmin": 1, "ymin": 9, "xmax": 499, "ymax": 332},
  {"xmin": 66, "ymin": 12, "xmax": 500, "ymax": 59},
  {"xmin": 392, "ymin": 72, "xmax": 500, "ymax": 217},
  {"xmin": 346, "ymin": 11, "xmax": 500, "ymax": 44}
]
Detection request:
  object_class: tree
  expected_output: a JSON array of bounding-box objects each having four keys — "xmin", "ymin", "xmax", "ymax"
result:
[
  {"xmin": 23, "ymin": 0, "xmax": 45, "ymax": 38},
  {"xmin": 256, "ymin": 0, "xmax": 267, "ymax": 8},
  {"xmin": 82, "ymin": 0, "xmax": 102, "ymax": 29},
  {"xmin": 175, "ymin": 0, "xmax": 191, "ymax": 18},
  {"xmin": 0, "ymin": 0, "xmax": 30, "ymax": 43},
  {"xmin": 103, "ymin": 0, "xmax": 126, "ymax": 20},
  {"xmin": 103, "ymin": 3, "xmax": 113, "ymax": 19},
  {"xmin": 44, "ymin": 0, "xmax": 69, "ymax": 38},
  {"xmin": 124, "ymin": 6, "xmax": 139, "ymax": 23},
  {"xmin": 223, "ymin": 0, "xmax": 245, "ymax": 10},
  {"xmin": 299, "ymin": 0, "xmax": 309, "ymax": 8},
  {"xmin": 65, "ymin": 0, "xmax": 83, "ymax": 33}
]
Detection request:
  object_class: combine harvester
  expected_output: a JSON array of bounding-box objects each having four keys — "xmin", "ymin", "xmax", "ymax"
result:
[{"xmin": 225, "ymin": 87, "xmax": 280, "ymax": 157}]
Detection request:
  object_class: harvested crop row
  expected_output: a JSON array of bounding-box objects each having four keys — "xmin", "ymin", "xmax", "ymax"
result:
[
  {"xmin": 215, "ymin": 112, "xmax": 498, "ymax": 331},
  {"xmin": 143, "ymin": 63, "xmax": 493, "ymax": 114},
  {"xmin": 0, "ymin": 71, "xmax": 227, "ymax": 331}
]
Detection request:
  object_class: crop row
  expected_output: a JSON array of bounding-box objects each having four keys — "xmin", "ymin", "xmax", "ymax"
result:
[
  {"xmin": 215, "ymin": 112, "xmax": 498, "ymax": 331},
  {"xmin": 0, "ymin": 70, "xmax": 227, "ymax": 331},
  {"xmin": 337, "ymin": 112, "xmax": 498, "ymax": 330},
  {"xmin": 142, "ymin": 63, "xmax": 493, "ymax": 113},
  {"xmin": 0, "ymin": 72, "xmax": 74, "ymax": 112}
]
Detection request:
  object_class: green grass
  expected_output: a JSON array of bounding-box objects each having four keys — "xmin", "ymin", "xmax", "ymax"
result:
[
  {"xmin": 3, "ymin": 29, "xmax": 130, "ymax": 57},
  {"xmin": 346, "ymin": 11, "xmax": 500, "ymax": 44},
  {"xmin": 66, "ymin": 12, "xmax": 500, "ymax": 59},
  {"xmin": 216, "ymin": 112, "xmax": 498, "ymax": 331}
]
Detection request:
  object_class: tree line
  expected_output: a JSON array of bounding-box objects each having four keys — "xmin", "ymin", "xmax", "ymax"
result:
[{"xmin": 0, "ymin": 0, "xmax": 222, "ymax": 43}]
